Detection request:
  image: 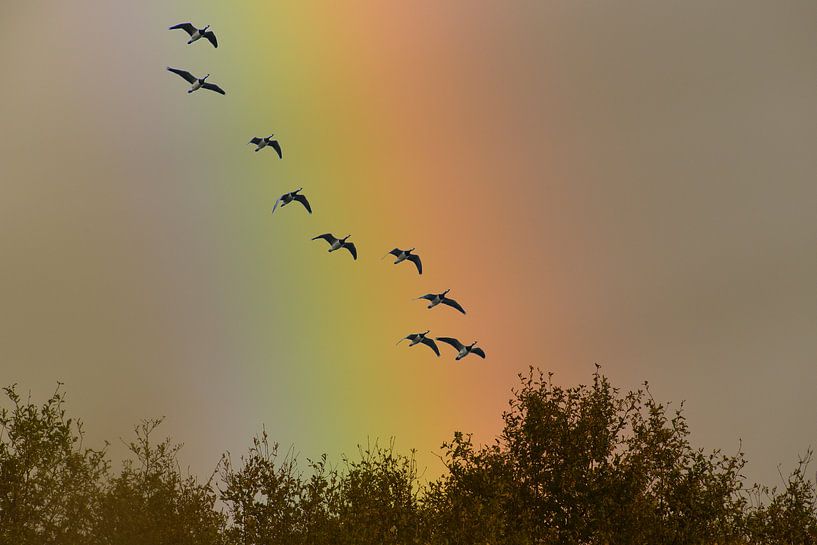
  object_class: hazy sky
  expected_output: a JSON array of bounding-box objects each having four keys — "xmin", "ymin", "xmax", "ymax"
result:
[{"xmin": 1, "ymin": 0, "xmax": 815, "ymax": 485}]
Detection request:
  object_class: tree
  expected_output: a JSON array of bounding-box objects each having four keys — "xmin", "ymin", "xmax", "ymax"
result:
[
  {"xmin": 93, "ymin": 418, "xmax": 226, "ymax": 545},
  {"xmin": 330, "ymin": 440, "xmax": 423, "ymax": 545},
  {"xmin": 425, "ymin": 367, "xmax": 751, "ymax": 544},
  {"xmin": 0, "ymin": 384, "xmax": 107, "ymax": 545},
  {"xmin": 745, "ymin": 451, "xmax": 817, "ymax": 544},
  {"xmin": 219, "ymin": 433, "xmax": 423, "ymax": 545},
  {"xmin": 219, "ymin": 430, "xmax": 315, "ymax": 544}
]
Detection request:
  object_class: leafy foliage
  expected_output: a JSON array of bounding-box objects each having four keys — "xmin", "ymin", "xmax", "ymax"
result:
[
  {"xmin": 93, "ymin": 418, "xmax": 227, "ymax": 545},
  {"xmin": 745, "ymin": 452, "xmax": 817, "ymax": 544},
  {"xmin": 0, "ymin": 385, "xmax": 107, "ymax": 545},
  {"xmin": 219, "ymin": 434, "xmax": 422, "ymax": 545},
  {"xmin": 424, "ymin": 367, "xmax": 750, "ymax": 544},
  {"xmin": 1, "ymin": 369, "xmax": 814, "ymax": 544}
]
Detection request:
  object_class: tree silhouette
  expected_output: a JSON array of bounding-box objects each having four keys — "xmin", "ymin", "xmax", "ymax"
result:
[
  {"xmin": 1, "ymin": 369, "xmax": 815, "ymax": 544},
  {"xmin": 0, "ymin": 384, "xmax": 107, "ymax": 545},
  {"xmin": 93, "ymin": 418, "xmax": 226, "ymax": 545}
]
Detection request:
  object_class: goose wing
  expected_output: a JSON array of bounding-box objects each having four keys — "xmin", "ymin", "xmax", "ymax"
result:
[
  {"xmin": 312, "ymin": 233, "xmax": 337, "ymax": 245},
  {"xmin": 417, "ymin": 293, "xmax": 435, "ymax": 302},
  {"xmin": 406, "ymin": 254, "xmax": 422, "ymax": 275},
  {"xmin": 342, "ymin": 242, "xmax": 357, "ymax": 260},
  {"xmin": 271, "ymin": 195, "xmax": 284, "ymax": 214},
  {"xmin": 421, "ymin": 337, "xmax": 440, "ymax": 356},
  {"xmin": 293, "ymin": 194, "xmax": 312, "ymax": 214},
  {"xmin": 388, "ymin": 248, "xmax": 402, "ymax": 257},
  {"xmin": 441, "ymin": 297, "xmax": 466, "ymax": 314},
  {"xmin": 169, "ymin": 23, "xmax": 197, "ymax": 36},
  {"xmin": 201, "ymin": 82, "xmax": 226, "ymax": 95},
  {"xmin": 269, "ymin": 140, "xmax": 282, "ymax": 159},
  {"xmin": 471, "ymin": 347, "xmax": 486, "ymax": 359},
  {"xmin": 436, "ymin": 337, "xmax": 465, "ymax": 352},
  {"xmin": 203, "ymin": 30, "xmax": 218, "ymax": 48},
  {"xmin": 167, "ymin": 67, "xmax": 197, "ymax": 84},
  {"xmin": 397, "ymin": 334, "xmax": 418, "ymax": 345},
  {"xmin": 250, "ymin": 137, "xmax": 264, "ymax": 145}
]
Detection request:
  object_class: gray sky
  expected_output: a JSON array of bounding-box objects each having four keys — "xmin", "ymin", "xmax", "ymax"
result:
[{"xmin": 1, "ymin": 0, "xmax": 815, "ymax": 486}]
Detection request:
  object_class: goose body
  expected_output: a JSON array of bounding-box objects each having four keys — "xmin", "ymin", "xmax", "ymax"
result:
[
  {"xmin": 169, "ymin": 23, "xmax": 218, "ymax": 47},
  {"xmin": 167, "ymin": 67, "xmax": 225, "ymax": 95},
  {"xmin": 385, "ymin": 248, "xmax": 422, "ymax": 274},
  {"xmin": 436, "ymin": 337, "xmax": 486, "ymax": 361},
  {"xmin": 397, "ymin": 331, "xmax": 440, "ymax": 357},
  {"xmin": 249, "ymin": 135, "xmax": 282, "ymax": 158},
  {"xmin": 312, "ymin": 233, "xmax": 357, "ymax": 260},
  {"xmin": 272, "ymin": 188, "xmax": 311, "ymax": 214},
  {"xmin": 417, "ymin": 289, "xmax": 466, "ymax": 314}
]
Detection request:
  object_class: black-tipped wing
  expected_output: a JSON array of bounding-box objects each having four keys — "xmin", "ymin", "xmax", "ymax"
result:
[
  {"xmin": 169, "ymin": 23, "xmax": 196, "ymax": 36},
  {"xmin": 312, "ymin": 233, "xmax": 337, "ymax": 245},
  {"xmin": 342, "ymin": 242, "xmax": 357, "ymax": 260},
  {"xmin": 250, "ymin": 137, "xmax": 264, "ymax": 145},
  {"xmin": 201, "ymin": 82, "xmax": 226, "ymax": 95},
  {"xmin": 418, "ymin": 293, "xmax": 435, "ymax": 302},
  {"xmin": 167, "ymin": 67, "xmax": 197, "ymax": 83},
  {"xmin": 269, "ymin": 140, "xmax": 282, "ymax": 159},
  {"xmin": 406, "ymin": 254, "xmax": 422, "ymax": 275},
  {"xmin": 293, "ymin": 194, "xmax": 312, "ymax": 214},
  {"xmin": 203, "ymin": 31, "xmax": 218, "ymax": 48},
  {"xmin": 388, "ymin": 248, "xmax": 402, "ymax": 257},
  {"xmin": 471, "ymin": 347, "xmax": 486, "ymax": 359},
  {"xmin": 441, "ymin": 297, "xmax": 466, "ymax": 314},
  {"xmin": 436, "ymin": 337, "xmax": 465, "ymax": 352},
  {"xmin": 420, "ymin": 337, "xmax": 440, "ymax": 356}
]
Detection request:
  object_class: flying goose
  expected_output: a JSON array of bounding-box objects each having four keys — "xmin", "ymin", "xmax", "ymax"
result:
[
  {"xmin": 168, "ymin": 23, "xmax": 218, "ymax": 47},
  {"xmin": 384, "ymin": 248, "xmax": 422, "ymax": 275},
  {"xmin": 166, "ymin": 67, "xmax": 225, "ymax": 95},
  {"xmin": 397, "ymin": 331, "xmax": 440, "ymax": 357},
  {"xmin": 272, "ymin": 188, "xmax": 311, "ymax": 214},
  {"xmin": 249, "ymin": 135, "xmax": 282, "ymax": 158},
  {"xmin": 436, "ymin": 337, "xmax": 486, "ymax": 361},
  {"xmin": 312, "ymin": 234, "xmax": 357, "ymax": 260},
  {"xmin": 417, "ymin": 289, "xmax": 465, "ymax": 314}
]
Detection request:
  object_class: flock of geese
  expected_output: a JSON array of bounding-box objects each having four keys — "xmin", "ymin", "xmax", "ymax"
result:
[{"xmin": 166, "ymin": 21, "xmax": 486, "ymax": 362}]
